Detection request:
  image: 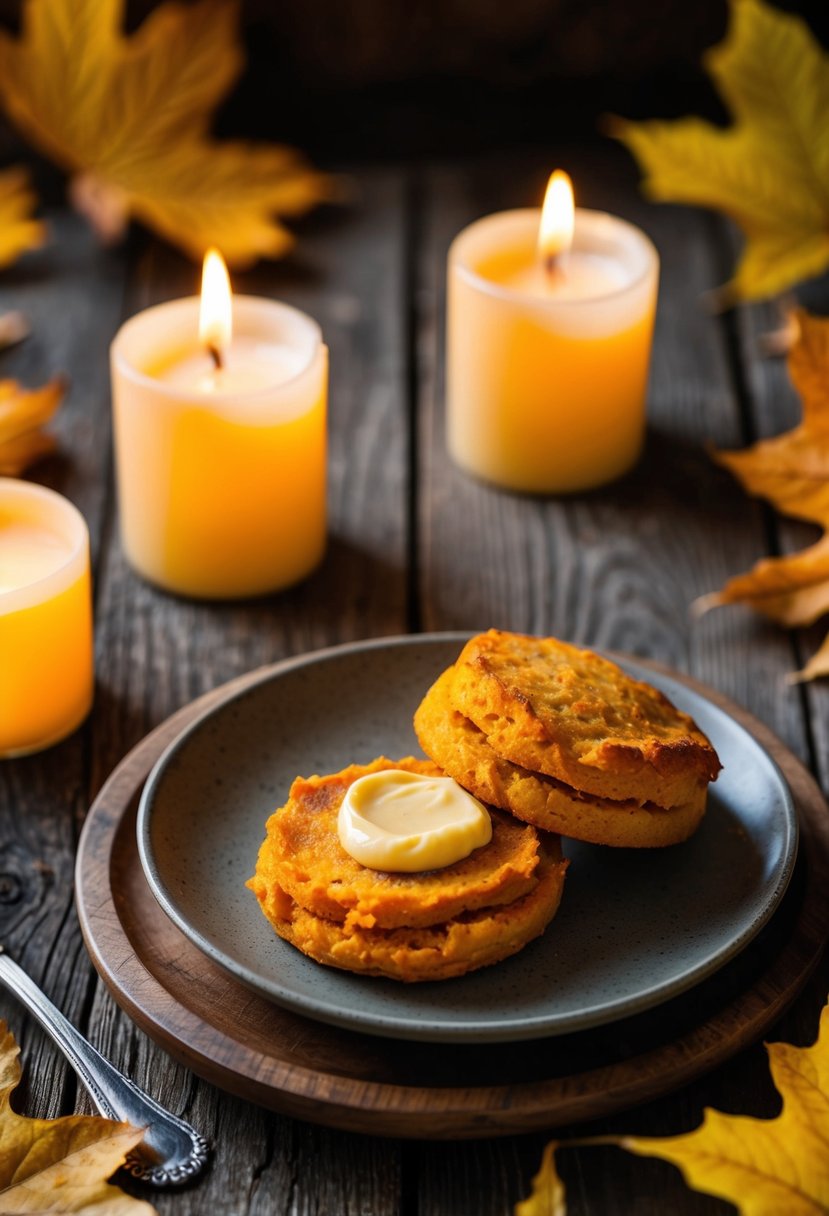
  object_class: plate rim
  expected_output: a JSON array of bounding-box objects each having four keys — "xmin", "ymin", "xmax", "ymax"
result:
[
  {"xmin": 135, "ymin": 633, "xmax": 799, "ymax": 1043},
  {"xmin": 74, "ymin": 636, "xmax": 829, "ymax": 1135}
]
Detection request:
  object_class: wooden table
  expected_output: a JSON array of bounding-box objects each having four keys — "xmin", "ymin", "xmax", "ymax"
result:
[{"xmin": 1, "ymin": 143, "xmax": 827, "ymax": 1215}]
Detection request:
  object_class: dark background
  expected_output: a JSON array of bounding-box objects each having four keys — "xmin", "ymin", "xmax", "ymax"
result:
[{"xmin": 0, "ymin": 0, "xmax": 827, "ymax": 161}]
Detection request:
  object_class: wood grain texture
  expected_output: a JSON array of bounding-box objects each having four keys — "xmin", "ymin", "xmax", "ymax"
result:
[
  {"xmin": 726, "ymin": 288, "xmax": 829, "ymax": 1070},
  {"xmin": 0, "ymin": 213, "xmax": 128, "ymax": 1119},
  {"xmin": 75, "ymin": 168, "xmax": 412, "ymax": 1214},
  {"xmin": 76, "ymin": 655, "xmax": 829, "ymax": 1142},
  {"xmin": 413, "ymin": 147, "xmax": 821, "ymax": 1213},
  {"xmin": 0, "ymin": 150, "xmax": 826, "ymax": 1215},
  {"xmin": 416, "ymin": 149, "xmax": 803, "ymax": 735}
]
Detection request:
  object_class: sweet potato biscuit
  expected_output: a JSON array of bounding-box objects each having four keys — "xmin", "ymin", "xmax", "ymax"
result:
[
  {"xmin": 258, "ymin": 835, "xmax": 568, "ymax": 982},
  {"xmin": 248, "ymin": 756, "xmax": 542, "ymax": 931},
  {"xmin": 415, "ymin": 668, "xmax": 708, "ymax": 847},
  {"xmin": 451, "ymin": 631, "xmax": 721, "ymax": 808}
]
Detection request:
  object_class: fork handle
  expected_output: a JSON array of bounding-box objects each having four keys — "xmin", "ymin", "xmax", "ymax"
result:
[{"xmin": 0, "ymin": 948, "xmax": 209, "ymax": 1186}]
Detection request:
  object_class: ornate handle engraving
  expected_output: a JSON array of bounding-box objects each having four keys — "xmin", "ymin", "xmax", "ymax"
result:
[{"xmin": 0, "ymin": 948, "xmax": 209, "ymax": 1186}]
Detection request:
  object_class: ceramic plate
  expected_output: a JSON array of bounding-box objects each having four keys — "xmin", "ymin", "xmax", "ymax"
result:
[{"xmin": 136, "ymin": 634, "xmax": 798, "ymax": 1043}]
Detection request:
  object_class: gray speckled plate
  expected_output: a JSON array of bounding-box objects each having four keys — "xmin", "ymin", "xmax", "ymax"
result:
[{"xmin": 136, "ymin": 634, "xmax": 798, "ymax": 1043}]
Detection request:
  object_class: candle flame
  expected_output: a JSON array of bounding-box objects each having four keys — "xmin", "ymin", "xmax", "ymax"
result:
[
  {"xmin": 199, "ymin": 248, "xmax": 232, "ymax": 361},
  {"xmin": 538, "ymin": 170, "xmax": 575, "ymax": 267}
]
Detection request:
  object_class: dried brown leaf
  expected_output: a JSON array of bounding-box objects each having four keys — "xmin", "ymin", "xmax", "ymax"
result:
[{"xmin": 0, "ymin": 1020, "xmax": 157, "ymax": 1214}]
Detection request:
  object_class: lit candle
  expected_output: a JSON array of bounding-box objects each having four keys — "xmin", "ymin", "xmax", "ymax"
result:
[
  {"xmin": 110, "ymin": 250, "xmax": 328, "ymax": 599},
  {"xmin": 446, "ymin": 171, "xmax": 659, "ymax": 494},
  {"xmin": 0, "ymin": 479, "xmax": 93, "ymax": 757}
]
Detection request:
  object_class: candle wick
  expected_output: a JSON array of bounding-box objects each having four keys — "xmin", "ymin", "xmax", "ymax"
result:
[
  {"xmin": 208, "ymin": 343, "xmax": 224, "ymax": 371},
  {"xmin": 544, "ymin": 252, "xmax": 567, "ymax": 280}
]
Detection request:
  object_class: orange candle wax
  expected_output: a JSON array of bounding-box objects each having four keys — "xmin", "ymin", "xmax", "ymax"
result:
[
  {"xmin": 447, "ymin": 173, "xmax": 659, "ymax": 494},
  {"xmin": 110, "ymin": 259, "xmax": 327, "ymax": 600},
  {"xmin": 0, "ymin": 480, "xmax": 93, "ymax": 757}
]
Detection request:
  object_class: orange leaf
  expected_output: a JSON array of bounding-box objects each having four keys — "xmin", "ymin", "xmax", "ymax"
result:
[
  {"xmin": 705, "ymin": 309, "xmax": 829, "ymax": 678},
  {"xmin": 0, "ymin": 375, "xmax": 66, "ymax": 475},
  {"xmin": 0, "ymin": 167, "xmax": 46, "ymax": 268},
  {"xmin": 789, "ymin": 633, "xmax": 829, "ymax": 683},
  {"xmin": 0, "ymin": 0, "xmax": 333, "ymax": 266},
  {"xmin": 705, "ymin": 536, "xmax": 829, "ymax": 627},
  {"xmin": 0, "ymin": 1020, "xmax": 157, "ymax": 1213},
  {"xmin": 713, "ymin": 313, "xmax": 829, "ymax": 526},
  {"xmin": 0, "ymin": 429, "xmax": 58, "ymax": 476}
]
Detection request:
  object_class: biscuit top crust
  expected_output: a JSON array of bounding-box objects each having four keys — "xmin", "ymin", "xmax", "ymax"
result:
[
  {"xmin": 454, "ymin": 631, "xmax": 721, "ymax": 786},
  {"xmin": 258, "ymin": 755, "xmax": 543, "ymax": 929}
]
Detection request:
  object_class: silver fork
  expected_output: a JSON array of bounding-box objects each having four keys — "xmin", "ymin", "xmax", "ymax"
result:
[{"xmin": 0, "ymin": 946, "xmax": 209, "ymax": 1187}]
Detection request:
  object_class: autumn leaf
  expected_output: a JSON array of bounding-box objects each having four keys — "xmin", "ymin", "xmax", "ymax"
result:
[
  {"xmin": 0, "ymin": 167, "xmax": 46, "ymax": 269},
  {"xmin": 0, "ymin": 1019, "xmax": 156, "ymax": 1214},
  {"xmin": 698, "ymin": 534, "xmax": 829, "ymax": 630},
  {"xmin": 610, "ymin": 0, "xmax": 829, "ymax": 302},
  {"xmin": 697, "ymin": 310, "xmax": 829, "ymax": 677},
  {"xmin": 517, "ymin": 1001, "xmax": 829, "ymax": 1215},
  {"xmin": 622, "ymin": 1003, "xmax": 829, "ymax": 1213},
  {"xmin": 788, "ymin": 632, "xmax": 829, "ymax": 683},
  {"xmin": 0, "ymin": 376, "xmax": 65, "ymax": 475},
  {"xmin": 715, "ymin": 309, "xmax": 829, "ymax": 527},
  {"xmin": 514, "ymin": 1143, "xmax": 566, "ymax": 1216},
  {"xmin": 0, "ymin": 0, "xmax": 333, "ymax": 266}
]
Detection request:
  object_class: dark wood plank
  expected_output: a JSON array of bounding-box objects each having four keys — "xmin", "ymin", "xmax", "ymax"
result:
[
  {"xmin": 0, "ymin": 213, "xmax": 128, "ymax": 1117},
  {"xmin": 76, "ymin": 664, "xmax": 828, "ymax": 1142},
  {"xmin": 728, "ymin": 289, "xmax": 829, "ymax": 1066},
  {"xmin": 416, "ymin": 146, "xmax": 805, "ymax": 749},
  {"xmin": 78, "ymin": 167, "xmax": 411, "ymax": 1213},
  {"xmin": 413, "ymin": 146, "xmax": 817, "ymax": 1214},
  {"xmin": 729, "ymin": 294, "xmax": 829, "ymax": 770},
  {"xmin": 1, "ymin": 145, "xmax": 824, "ymax": 1216},
  {"xmin": 88, "ymin": 168, "xmax": 412, "ymax": 790}
]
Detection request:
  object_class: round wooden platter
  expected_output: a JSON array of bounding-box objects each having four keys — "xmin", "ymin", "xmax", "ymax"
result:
[{"xmin": 76, "ymin": 652, "xmax": 829, "ymax": 1140}]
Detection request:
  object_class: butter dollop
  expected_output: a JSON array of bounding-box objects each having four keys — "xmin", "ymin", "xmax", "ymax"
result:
[{"xmin": 338, "ymin": 769, "xmax": 493, "ymax": 872}]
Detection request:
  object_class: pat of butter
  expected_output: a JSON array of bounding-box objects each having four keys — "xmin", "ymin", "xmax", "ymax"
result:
[{"xmin": 338, "ymin": 769, "xmax": 492, "ymax": 872}]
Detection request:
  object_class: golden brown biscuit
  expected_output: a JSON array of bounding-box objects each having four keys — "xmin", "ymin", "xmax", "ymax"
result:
[
  {"xmin": 451, "ymin": 631, "xmax": 720, "ymax": 808},
  {"xmin": 248, "ymin": 756, "xmax": 542, "ymax": 930},
  {"xmin": 258, "ymin": 835, "xmax": 568, "ymax": 982},
  {"xmin": 415, "ymin": 668, "xmax": 707, "ymax": 847}
]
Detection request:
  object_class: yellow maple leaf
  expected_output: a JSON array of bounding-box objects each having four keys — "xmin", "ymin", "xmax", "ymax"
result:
[
  {"xmin": 623, "ymin": 1003, "xmax": 829, "ymax": 1213},
  {"xmin": 0, "ymin": 1019, "xmax": 157, "ymax": 1214},
  {"xmin": 0, "ymin": 167, "xmax": 46, "ymax": 268},
  {"xmin": 610, "ymin": 0, "xmax": 829, "ymax": 302},
  {"xmin": 517, "ymin": 1002, "xmax": 829, "ymax": 1215},
  {"xmin": 0, "ymin": 375, "xmax": 65, "ymax": 475},
  {"xmin": 700, "ymin": 310, "xmax": 829, "ymax": 676},
  {"xmin": 0, "ymin": 0, "xmax": 332, "ymax": 266}
]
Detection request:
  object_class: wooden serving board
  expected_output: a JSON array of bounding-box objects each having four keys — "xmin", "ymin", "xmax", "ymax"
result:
[{"xmin": 76, "ymin": 658, "xmax": 829, "ymax": 1139}]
